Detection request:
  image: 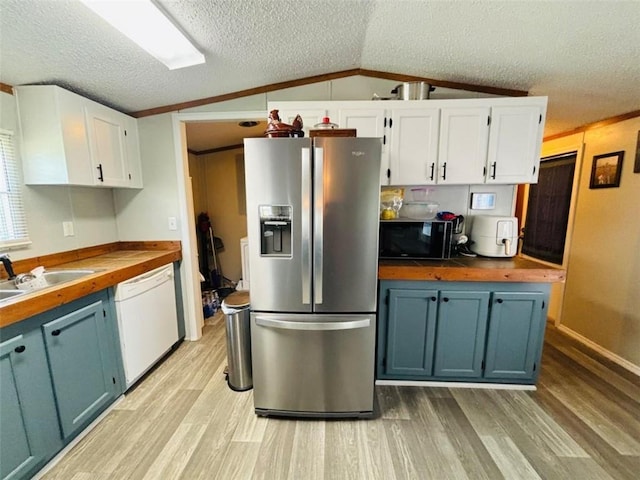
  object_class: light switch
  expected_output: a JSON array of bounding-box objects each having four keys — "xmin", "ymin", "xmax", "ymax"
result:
[
  {"xmin": 63, "ymin": 221, "xmax": 75, "ymax": 237},
  {"xmin": 168, "ymin": 217, "xmax": 177, "ymax": 231}
]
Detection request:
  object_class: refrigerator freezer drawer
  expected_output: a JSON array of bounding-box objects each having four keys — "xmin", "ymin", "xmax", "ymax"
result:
[{"xmin": 251, "ymin": 312, "xmax": 376, "ymax": 417}]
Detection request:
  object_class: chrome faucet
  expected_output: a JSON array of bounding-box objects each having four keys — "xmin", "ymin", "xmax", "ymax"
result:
[{"xmin": 0, "ymin": 253, "xmax": 17, "ymax": 280}]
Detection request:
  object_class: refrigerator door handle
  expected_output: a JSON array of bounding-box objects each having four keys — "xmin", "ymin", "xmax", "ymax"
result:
[
  {"xmin": 314, "ymin": 146, "xmax": 324, "ymax": 305},
  {"xmin": 301, "ymin": 147, "xmax": 312, "ymax": 305},
  {"xmin": 255, "ymin": 315, "xmax": 370, "ymax": 331}
]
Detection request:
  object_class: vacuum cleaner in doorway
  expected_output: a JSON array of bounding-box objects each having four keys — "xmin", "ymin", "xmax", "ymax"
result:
[{"xmin": 197, "ymin": 212, "xmax": 235, "ymax": 299}]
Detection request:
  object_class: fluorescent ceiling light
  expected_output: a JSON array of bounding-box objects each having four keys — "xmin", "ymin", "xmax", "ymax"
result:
[{"xmin": 80, "ymin": 0, "xmax": 205, "ymax": 70}]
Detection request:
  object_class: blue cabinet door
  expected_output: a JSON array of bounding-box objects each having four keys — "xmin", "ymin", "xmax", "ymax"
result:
[
  {"xmin": 484, "ymin": 292, "xmax": 545, "ymax": 380},
  {"xmin": 433, "ymin": 291, "xmax": 490, "ymax": 378},
  {"xmin": 385, "ymin": 288, "xmax": 438, "ymax": 376},
  {"xmin": 0, "ymin": 331, "xmax": 61, "ymax": 480},
  {"xmin": 42, "ymin": 300, "xmax": 118, "ymax": 440}
]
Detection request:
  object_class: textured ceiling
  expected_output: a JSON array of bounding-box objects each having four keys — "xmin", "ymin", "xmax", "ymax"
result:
[{"xmin": 1, "ymin": 0, "xmax": 639, "ymax": 139}]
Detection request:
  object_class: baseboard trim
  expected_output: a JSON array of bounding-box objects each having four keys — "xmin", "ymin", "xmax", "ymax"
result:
[
  {"xmin": 375, "ymin": 380, "xmax": 536, "ymax": 390},
  {"xmin": 557, "ymin": 324, "xmax": 640, "ymax": 377},
  {"xmin": 32, "ymin": 395, "xmax": 125, "ymax": 479}
]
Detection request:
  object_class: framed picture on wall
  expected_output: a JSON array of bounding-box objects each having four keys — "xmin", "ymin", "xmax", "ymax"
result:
[
  {"xmin": 589, "ymin": 151, "xmax": 624, "ymax": 188},
  {"xmin": 634, "ymin": 130, "xmax": 640, "ymax": 173}
]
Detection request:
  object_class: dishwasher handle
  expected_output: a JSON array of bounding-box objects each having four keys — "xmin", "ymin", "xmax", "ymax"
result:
[
  {"xmin": 124, "ymin": 266, "xmax": 173, "ymax": 285},
  {"xmin": 115, "ymin": 264, "xmax": 174, "ymax": 301},
  {"xmin": 255, "ymin": 315, "xmax": 370, "ymax": 331}
]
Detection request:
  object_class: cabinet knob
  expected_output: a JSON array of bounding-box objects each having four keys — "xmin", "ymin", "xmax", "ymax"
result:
[
  {"xmin": 443, "ymin": 297, "xmax": 449, "ymax": 302},
  {"xmin": 51, "ymin": 329, "xmax": 61, "ymax": 336},
  {"xmin": 14, "ymin": 345, "xmax": 26, "ymax": 353},
  {"xmin": 496, "ymin": 298, "xmax": 503, "ymax": 304},
  {"xmin": 430, "ymin": 296, "xmax": 437, "ymax": 302}
]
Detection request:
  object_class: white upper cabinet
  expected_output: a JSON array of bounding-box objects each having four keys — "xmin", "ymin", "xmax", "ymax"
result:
[
  {"xmin": 388, "ymin": 107, "xmax": 440, "ymax": 185},
  {"xmin": 85, "ymin": 102, "xmax": 129, "ymax": 187},
  {"xmin": 438, "ymin": 106, "xmax": 490, "ymax": 185},
  {"xmin": 486, "ymin": 105, "xmax": 544, "ymax": 184},
  {"xmin": 15, "ymin": 85, "xmax": 142, "ymax": 188},
  {"xmin": 267, "ymin": 96, "xmax": 547, "ymax": 186},
  {"xmin": 338, "ymin": 106, "xmax": 388, "ymax": 185}
]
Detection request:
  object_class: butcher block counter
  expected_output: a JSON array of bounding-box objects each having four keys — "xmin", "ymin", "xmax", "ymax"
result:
[
  {"xmin": 379, "ymin": 255, "xmax": 565, "ymax": 283},
  {"xmin": 0, "ymin": 241, "xmax": 181, "ymax": 328}
]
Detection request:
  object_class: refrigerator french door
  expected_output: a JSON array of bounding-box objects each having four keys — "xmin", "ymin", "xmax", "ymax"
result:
[{"xmin": 244, "ymin": 137, "xmax": 381, "ymax": 417}]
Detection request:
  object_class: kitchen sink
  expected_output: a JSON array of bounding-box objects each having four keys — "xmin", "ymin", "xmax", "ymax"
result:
[
  {"xmin": 41, "ymin": 269, "xmax": 97, "ymax": 286},
  {"xmin": 0, "ymin": 289, "xmax": 28, "ymax": 302},
  {"xmin": 0, "ymin": 269, "xmax": 100, "ymax": 304}
]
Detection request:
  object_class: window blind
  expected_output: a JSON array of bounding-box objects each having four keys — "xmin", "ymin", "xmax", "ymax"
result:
[
  {"xmin": 521, "ymin": 152, "xmax": 576, "ymax": 265},
  {"xmin": 0, "ymin": 129, "xmax": 30, "ymax": 248}
]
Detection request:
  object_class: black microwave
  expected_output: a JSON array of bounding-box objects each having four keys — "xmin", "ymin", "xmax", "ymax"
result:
[{"xmin": 379, "ymin": 220, "xmax": 453, "ymax": 259}]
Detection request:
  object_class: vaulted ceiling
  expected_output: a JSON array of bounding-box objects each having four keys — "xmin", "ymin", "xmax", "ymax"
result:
[{"xmin": 1, "ymin": 0, "xmax": 639, "ymax": 139}]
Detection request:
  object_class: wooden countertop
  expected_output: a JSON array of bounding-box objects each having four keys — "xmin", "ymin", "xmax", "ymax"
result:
[
  {"xmin": 379, "ymin": 256, "xmax": 566, "ymax": 283},
  {"xmin": 0, "ymin": 241, "xmax": 181, "ymax": 328}
]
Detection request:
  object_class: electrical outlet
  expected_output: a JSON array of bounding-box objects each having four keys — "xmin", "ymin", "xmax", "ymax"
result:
[
  {"xmin": 63, "ymin": 221, "xmax": 75, "ymax": 237},
  {"xmin": 168, "ymin": 217, "xmax": 177, "ymax": 231}
]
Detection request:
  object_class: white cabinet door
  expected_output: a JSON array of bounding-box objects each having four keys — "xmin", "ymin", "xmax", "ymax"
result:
[
  {"xmin": 17, "ymin": 85, "xmax": 142, "ymax": 188},
  {"xmin": 486, "ymin": 105, "xmax": 544, "ymax": 184},
  {"xmin": 338, "ymin": 108, "xmax": 389, "ymax": 185},
  {"xmin": 85, "ymin": 103, "xmax": 129, "ymax": 187},
  {"xmin": 438, "ymin": 107, "xmax": 490, "ymax": 184},
  {"xmin": 16, "ymin": 86, "xmax": 95, "ymax": 186},
  {"xmin": 123, "ymin": 115, "xmax": 143, "ymax": 188},
  {"xmin": 388, "ymin": 108, "xmax": 440, "ymax": 185}
]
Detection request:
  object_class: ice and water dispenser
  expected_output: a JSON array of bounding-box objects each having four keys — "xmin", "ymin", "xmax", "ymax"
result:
[{"xmin": 259, "ymin": 205, "xmax": 292, "ymax": 257}]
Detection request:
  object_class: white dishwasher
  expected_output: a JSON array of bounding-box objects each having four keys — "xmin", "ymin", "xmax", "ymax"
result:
[{"xmin": 115, "ymin": 263, "xmax": 179, "ymax": 388}]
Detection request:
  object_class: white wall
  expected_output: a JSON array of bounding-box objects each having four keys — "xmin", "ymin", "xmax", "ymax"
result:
[
  {"xmin": 113, "ymin": 113, "xmax": 182, "ymax": 241},
  {"xmin": 1, "ymin": 91, "xmax": 118, "ymax": 261},
  {"xmin": 555, "ymin": 117, "xmax": 640, "ymax": 370}
]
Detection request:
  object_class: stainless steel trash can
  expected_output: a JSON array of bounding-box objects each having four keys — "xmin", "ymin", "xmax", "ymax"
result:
[{"xmin": 222, "ymin": 291, "xmax": 252, "ymax": 391}]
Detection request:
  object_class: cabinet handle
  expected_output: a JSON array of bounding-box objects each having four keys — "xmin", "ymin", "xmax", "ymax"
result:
[
  {"xmin": 14, "ymin": 345, "xmax": 26, "ymax": 353},
  {"xmin": 429, "ymin": 163, "xmax": 435, "ymax": 181},
  {"xmin": 442, "ymin": 162, "xmax": 447, "ymax": 180},
  {"xmin": 443, "ymin": 297, "xmax": 449, "ymax": 302},
  {"xmin": 491, "ymin": 162, "xmax": 497, "ymax": 179},
  {"xmin": 496, "ymin": 298, "xmax": 503, "ymax": 304},
  {"xmin": 430, "ymin": 296, "xmax": 437, "ymax": 301},
  {"xmin": 97, "ymin": 164, "xmax": 104, "ymax": 182},
  {"xmin": 51, "ymin": 329, "xmax": 61, "ymax": 336}
]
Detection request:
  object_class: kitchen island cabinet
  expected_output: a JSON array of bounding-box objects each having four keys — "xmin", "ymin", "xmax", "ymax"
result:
[
  {"xmin": 432, "ymin": 290, "xmax": 490, "ymax": 378},
  {"xmin": 0, "ymin": 330, "xmax": 61, "ymax": 480},
  {"xmin": 377, "ymin": 274, "xmax": 554, "ymax": 385},
  {"xmin": 383, "ymin": 287, "xmax": 438, "ymax": 376}
]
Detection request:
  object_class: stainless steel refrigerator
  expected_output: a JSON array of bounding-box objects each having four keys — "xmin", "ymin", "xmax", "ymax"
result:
[{"xmin": 244, "ymin": 136, "xmax": 381, "ymax": 418}]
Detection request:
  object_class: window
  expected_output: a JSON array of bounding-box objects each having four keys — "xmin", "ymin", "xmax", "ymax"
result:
[
  {"xmin": 521, "ymin": 152, "xmax": 576, "ymax": 265},
  {"xmin": 0, "ymin": 129, "xmax": 30, "ymax": 248}
]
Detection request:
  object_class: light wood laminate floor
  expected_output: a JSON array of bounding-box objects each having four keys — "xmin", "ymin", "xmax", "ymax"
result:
[{"xmin": 42, "ymin": 313, "xmax": 640, "ymax": 480}]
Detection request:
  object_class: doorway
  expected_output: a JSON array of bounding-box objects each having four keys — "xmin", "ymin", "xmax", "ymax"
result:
[{"xmin": 171, "ymin": 111, "xmax": 266, "ymax": 339}]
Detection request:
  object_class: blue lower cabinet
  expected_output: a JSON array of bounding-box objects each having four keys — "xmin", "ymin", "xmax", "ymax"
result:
[
  {"xmin": 377, "ymin": 281, "xmax": 550, "ymax": 384},
  {"xmin": 1, "ymin": 290, "xmax": 124, "ymax": 480},
  {"xmin": 0, "ymin": 331, "xmax": 61, "ymax": 480},
  {"xmin": 484, "ymin": 292, "xmax": 545, "ymax": 380},
  {"xmin": 42, "ymin": 299, "xmax": 119, "ymax": 440},
  {"xmin": 385, "ymin": 288, "xmax": 438, "ymax": 376},
  {"xmin": 433, "ymin": 291, "xmax": 490, "ymax": 378}
]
